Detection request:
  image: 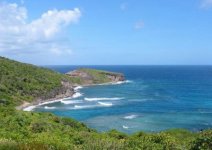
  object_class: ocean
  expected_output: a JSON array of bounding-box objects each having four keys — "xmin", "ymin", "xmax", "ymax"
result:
[{"xmin": 34, "ymin": 66, "xmax": 212, "ymax": 134}]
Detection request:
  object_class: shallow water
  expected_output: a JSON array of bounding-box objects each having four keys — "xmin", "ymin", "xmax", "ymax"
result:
[{"xmin": 34, "ymin": 66, "xmax": 212, "ymax": 133}]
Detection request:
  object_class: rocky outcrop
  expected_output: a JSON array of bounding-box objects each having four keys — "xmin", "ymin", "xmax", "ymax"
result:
[
  {"xmin": 102, "ymin": 71, "xmax": 125, "ymax": 82},
  {"xmin": 66, "ymin": 68, "xmax": 125, "ymax": 85},
  {"xmin": 38, "ymin": 79, "xmax": 74, "ymax": 101}
]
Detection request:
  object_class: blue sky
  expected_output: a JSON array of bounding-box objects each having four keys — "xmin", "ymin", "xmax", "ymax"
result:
[{"xmin": 0, "ymin": 0, "xmax": 212, "ymax": 65}]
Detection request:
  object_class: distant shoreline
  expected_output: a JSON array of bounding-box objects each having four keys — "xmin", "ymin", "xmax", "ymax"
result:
[{"xmin": 18, "ymin": 80, "xmax": 129, "ymax": 111}]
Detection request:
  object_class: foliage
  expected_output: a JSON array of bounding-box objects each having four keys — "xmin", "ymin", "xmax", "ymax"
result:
[
  {"xmin": 0, "ymin": 57, "xmax": 78, "ymax": 106},
  {"xmin": 0, "ymin": 106, "xmax": 211, "ymax": 150},
  {"xmin": 0, "ymin": 56, "xmax": 211, "ymax": 149},
  {"xmin": 78, "ymin": 68, "xmax": 122, "ymax": 84},
  {"xmin": 191, "ymin": 130, "xmax": 212, "ymax": 150}
]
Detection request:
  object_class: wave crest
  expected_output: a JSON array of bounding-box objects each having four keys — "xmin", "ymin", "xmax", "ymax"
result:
[
  {"xmin": 72, "ymin": 92, "xmax": 83, "ymax": 98},
  {"xmin": 44, "ymin": 106, "xmax": 56, "ymax": 109},
  {"xmin": 73, "ymin": 105, "xmax": 95, "ymax": 109},
  {"xmin": 124, "ymin": 115, "xmax": 138, "ymax": 120},
  {"xmin": 98, "ymin": 102, "xmax": 113, "ymax": 107},
  {"xmin": 74, "ymin": 86, "xmax": 83, "ymax": 91},
  {"xmin": 122, "ymin": 125, "xmax": 129, "ymax": 129},
  {"xmin": 84, "ymin": 97, "xmax": 124, "ymax": 101},
  {"xmin": 61, "ymin": 100, "xmax": 82, "ymax": 105}
]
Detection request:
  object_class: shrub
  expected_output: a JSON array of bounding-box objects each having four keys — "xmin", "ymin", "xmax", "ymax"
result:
[{"xmin": 191, "ymin": 130, "xmax": 212, "ymax": 150}]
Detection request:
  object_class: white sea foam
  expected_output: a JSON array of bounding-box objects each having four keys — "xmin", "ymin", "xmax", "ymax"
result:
[
  {"xmin": 84, "ymin": 97, "xmax": 124, "ymax": 101},
  {"xmin": 38, "ymin": 99, "xmax": 62, "ymax": 106},
  {"xmin": 98, "ymin": 102, "xmax": 113, "ymax": 107},
  {"xmin": 112, "ymin": 80, "xmax": 133, "ymax": 85},
  {"xmin": 94, "ymin": 80, "xmax": 133, "ymax": 86},
  {"xmin": 61, "ymin": 100, "xmax": 82, "ymax": 105},
  {"xmin": 73, "ymin": 105, "xmax": 95, "ymax": 109},
  {"xmin": 22, "ymin": 90, "xmax": 83, "ymax": 111},
  {"xmin": 73, "ymin": 102, "xmax": 114, "ymax": 109},
  {"xmin": 23, "ymin": 99, "xmax": 62, "ymax": 111},
  {"xmin": 124, "ymin": 115, "xmax": 138, "ymax": 120},
  {"xmin": 74, "ymin": 86, "xmax": 83, "ymax": 91},
  {"xmin": 62, "ymin": 97, "xmax": 72, "ymax": 100},
  {"xmin": 72, "ymin": 92, "xmax": 83, "ymax": 98},
  {"xmin": 22, "ymin": 93, "xmax": 81, "ymax": 111},
  {"xmin": 44, "ymin": 106, "xmax": 56, "ymax": 109},
  {"xmin": 122, "ymin": 125, "xmax": 129, "ymax": 129},
  {"xmin": 23, "ymin": 106, "xmax": 36, "ymax": 111}
]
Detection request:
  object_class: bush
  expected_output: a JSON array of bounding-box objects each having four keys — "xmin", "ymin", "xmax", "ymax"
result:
[
  {"xmin": 30, "ymin": 122, "xmax": 48, "ymax": 133},
  {"xmin": 0, "ymin": 139, "xmax": 18, "ymax": 150},
  {"xmin": 191, "ymin": 130, "xmax": 212, "ymax": 150},
  {"xmin": 107, "ymin": 129, "xmax": 128, "ymax": 140}
]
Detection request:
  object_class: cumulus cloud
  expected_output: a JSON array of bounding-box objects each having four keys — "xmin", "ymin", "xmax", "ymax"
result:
[
  {"xmin": 0, "ymin": 2, "xmax": 81, "ymax": 59},
  {"xmin": 201, "ymin": 0, "xmax": 212, "ymax": 8},
  {"xmin": 134, "ymin": 21, "xmax": 145, "ymax": 30}
]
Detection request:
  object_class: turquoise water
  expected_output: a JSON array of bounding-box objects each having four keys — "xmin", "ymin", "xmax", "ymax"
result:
[{"xmin": 34, "ymin": 66, "xmax": 212, "ymax": 133}]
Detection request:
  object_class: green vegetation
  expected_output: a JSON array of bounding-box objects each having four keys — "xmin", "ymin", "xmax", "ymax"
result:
[
  {"xmin": 0, "ymin": 56, "xmax": 81, "ymax": 106},
  {"xmin": 0, "ymin": 107, "xmax": 211, "ymax": 150},
  {"xmin": 0, "ymin": 57, "xmax": 211, "ymax": 150},
  {"xmin": 68, "ymin": 68, "xmax": 124, "ymax": 84},
  {"xmin": 80, "ymin": 68, "xmax": 112, "ymax": 83}
]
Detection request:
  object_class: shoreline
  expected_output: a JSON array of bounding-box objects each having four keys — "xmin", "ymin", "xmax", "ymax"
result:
[
  {"xmin": 17, "ymin": 95, "xmax": 73, "ymax": 111},
  {"xmin": 17, "ymin": 86, "xmax": 81, "ymax": 111},
  {"xmin": 18, "ymin": 80, "xmax": 131, "ymax": 111}
]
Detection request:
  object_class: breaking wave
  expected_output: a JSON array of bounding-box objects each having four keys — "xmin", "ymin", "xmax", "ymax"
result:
[
  {"xmin": 74, "ymin": 86, "xmax": 83, "ymax": 91},
  {"xmin": 122, "ymin": 125, "xmax": 129, "ymax": 129},
  {"xmin": 72, "ymin": 92, "xmax": 83, "ymax": 98},
  {"xmin": 61, "ymin": 100, "xmax": 83, "ymax": 105},
  {"xmin": 124, "ymin": 114, "xmax": 138, "ymax": 120},
  {"xmin": 98, "ymin": 102, "xmax": 113, "ymax": 107},
  {"xmin": 73, "ymin": 105, "xmax": 96, "ymax": 109},
  {"xmin": 84, "ymin": 97, "xmax": 124, "ymax": 101},
  {"xmin": 44, "ymin": 106, "xmax": 56, "ymax": 109}
]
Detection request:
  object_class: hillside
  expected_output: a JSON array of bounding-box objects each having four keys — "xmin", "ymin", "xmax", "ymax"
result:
[
  {"xmin": 0, "ymin": 57, "xmax": 77, "ymax": 106},
  {"xmin": 0, "ymin": 57, "xmax": 211, "ymax": 150}
]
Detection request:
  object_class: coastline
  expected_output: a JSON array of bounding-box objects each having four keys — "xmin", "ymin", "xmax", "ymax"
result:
[
  {"xmin": 16, "ymin": 85, "xmax": 82, "ymax": 111},
  {"xmin": 16, "ymin": 94, "xmax": 73, "ymax": 111},
  {"xmin": 18, "ymin": 80, "xmax": 130, "ymax": 111}
]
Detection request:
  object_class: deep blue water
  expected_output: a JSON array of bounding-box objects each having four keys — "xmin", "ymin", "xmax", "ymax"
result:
[{"xmin": 34, "ymin": 66, "xmax": 212, "ymax": 133}]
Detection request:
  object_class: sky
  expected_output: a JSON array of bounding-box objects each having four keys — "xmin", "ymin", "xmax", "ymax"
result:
[{"xmin": 0, "ymin": 0, "xmax": 212, "ymax": 65}]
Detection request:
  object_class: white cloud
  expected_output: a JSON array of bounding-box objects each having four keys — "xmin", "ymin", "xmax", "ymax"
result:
[
  {"xmin": 134, "ymin": 21, "xmax": 145, "ymax": 30},
  {"xmin": 0, "ymin": 2, "xmax": 81, "ymax": 58},
  {"xmin": 201, "ymin": 0, "xmax": 212, "ymax": 8}
]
